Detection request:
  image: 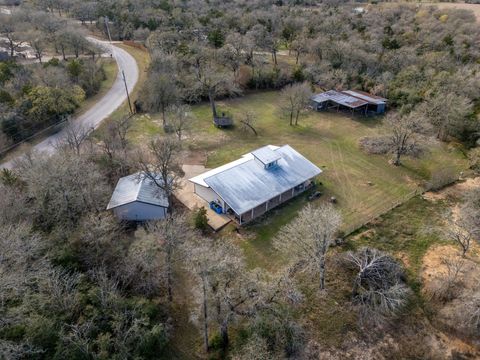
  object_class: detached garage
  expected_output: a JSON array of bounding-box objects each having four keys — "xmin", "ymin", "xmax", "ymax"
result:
[{"xmin": 107, "ymin": 172, "xmax": 169, "ymax": 221}]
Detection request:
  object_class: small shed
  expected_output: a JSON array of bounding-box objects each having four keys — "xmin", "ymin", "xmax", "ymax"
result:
[{"xmin": 107, "ymin": 172, "xmax": 169, "ymax": 221}]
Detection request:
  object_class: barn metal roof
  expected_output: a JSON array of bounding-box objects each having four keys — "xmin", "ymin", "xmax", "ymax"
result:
[
  {"xmin": 251, "ymin": 146, "xmax": 282, "ymax": 165},
  {"xmin": 342, "ymin": 90, "xmax": 387, "ymax": 105},
  {"xmin": 107, "ymin": 172, "xmax": 169, "ymax": 210},
  {"xmin": 311, "ymin": 90, "xmax": 368, "ymax": 108},
  {"xmin": 201, "ymin": 145, "xmax": 322, "ymax": 215}
]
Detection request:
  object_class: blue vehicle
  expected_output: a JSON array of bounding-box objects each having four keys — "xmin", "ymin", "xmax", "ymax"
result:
[{"xmin": 209, "ymin": 201, "xmax": 223, "ymax": 214}]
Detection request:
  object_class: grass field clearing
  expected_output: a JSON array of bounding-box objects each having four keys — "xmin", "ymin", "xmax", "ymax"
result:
[{"xmin": 131, "ymin": 90, "xmax": 468, "ymax": 268}]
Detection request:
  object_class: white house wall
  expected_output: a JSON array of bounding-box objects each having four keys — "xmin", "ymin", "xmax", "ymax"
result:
[
  {"xmin": 113, "ymin": 201, "xmax": 167, "ymax": 221},
  {"xmin": 194, "ymin": 184, "xmax": 225, "ymax": 211}
]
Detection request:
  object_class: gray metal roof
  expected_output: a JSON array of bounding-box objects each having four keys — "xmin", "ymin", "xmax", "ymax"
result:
[
  {"xmin": 107, "ymin": 172, "xmax": 169, "ymax": 210},
  {"xmin": 311, "ymin": 90, "xmax": 368, "ymax": 108},
  {"xmin": 252, "ymin": 146, "xmax": 282, "ymax": 165},
  {"xmin": 203, "ymin": 145, "xmax": 322, "ymax": 215},
  {"xmin": 342, "ymin": 90, "xmax": 387, "ymax": 105}
]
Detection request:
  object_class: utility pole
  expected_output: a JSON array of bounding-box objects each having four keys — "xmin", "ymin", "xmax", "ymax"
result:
[{"xmin": 105, "ymin": 16, "xmax": 134, "ymax": 115}]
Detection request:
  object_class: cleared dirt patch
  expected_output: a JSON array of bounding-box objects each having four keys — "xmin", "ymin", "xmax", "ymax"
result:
[{"xmin": 421, "ymin": 244, "xmax": 480, "ymax": 356}]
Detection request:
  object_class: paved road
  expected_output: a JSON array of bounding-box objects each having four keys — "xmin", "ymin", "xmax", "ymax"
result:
[{"xmin": 1, "ymin": 37, "xmax": 139, "ymax": 169}]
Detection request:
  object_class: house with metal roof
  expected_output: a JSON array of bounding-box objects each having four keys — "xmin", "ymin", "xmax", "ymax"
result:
[
  {"xmin": 107, "ymin": 172, "xmax": 169, "ymax": 221},
  {"xmin": 189, "ymin": 145, "xmax": 322, "ymax": 225},
  {"xmin": 311, "ymin": 90, "xmax": 387, "ymax": 114}
]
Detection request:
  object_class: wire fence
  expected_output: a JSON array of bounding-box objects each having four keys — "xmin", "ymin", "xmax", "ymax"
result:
[
  {"xmin": 342, "ymin": 187, "xmax": 423, "ymax": 237},
  {"xmin": 340, "ymin": 164, "xmax": 464, "ymax": 237}
]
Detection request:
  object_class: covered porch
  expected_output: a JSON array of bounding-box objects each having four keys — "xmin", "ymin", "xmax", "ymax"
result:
[{"xmin": 230, "ymin": 180, "xmax": 314, "ymax": 225}]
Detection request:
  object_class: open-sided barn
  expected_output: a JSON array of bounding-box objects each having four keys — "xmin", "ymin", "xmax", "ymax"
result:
[{"xmin": 311, "ymin": 90, "xmax": 387, "ymax": 115}]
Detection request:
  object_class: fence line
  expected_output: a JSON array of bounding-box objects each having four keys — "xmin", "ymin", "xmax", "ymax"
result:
[
  {"xmin": 341, "ymin": 168, "xmax": 463, "ymax": 237},
  {"xmin": 342, "ymin": 187, "xmax": 423, "ymax": 237}
]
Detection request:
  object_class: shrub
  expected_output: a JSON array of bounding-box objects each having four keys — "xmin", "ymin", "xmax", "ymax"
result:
[
  {"xmin": 359, "ymin": 136, "xmax": 391, "ymax": 155},
  {"xmin": 194, "ymin": 207, "xmax": 209, "ymax": 232},
  {"xmin": 426, "ymin": 167, "xmax": 458, "ymax": 191}
]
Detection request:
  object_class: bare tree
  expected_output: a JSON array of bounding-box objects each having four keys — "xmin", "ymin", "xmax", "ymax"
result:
[
  {"xmin": 426, "ymin": 256, "xmax": 465, "ymax": 303},
  {"xmin": 16, "ymin": 152, "xmax": 109, "ymax": 231},
  {"xmin": 122, "ymin": 227, "xmax": 165, "ymax": 297},
  {"xmin": 186, "ymin": 235, "xmax": 297, "ymax": 352},
  {"xmin": 239, "ymin": 110, "xmax": 258, "ymax": 136},
  {"xmin": 135, "ymin": 136, "xmax": 184, "ymax": 202},
  {"xmin": 140, "ymin": 69, "xmax": 180, "ymax": 127},
  {"xmin": 347, "ymin": 247, "xmax": 410, "ymax": 325},
  {"xmin": 97, "ymin": 115, "xmax": 132, "ymax": 163},
  {"xmin": 274, "ymin": 203, "xmax": 342, "ymax": 291},
  {"xmin": 146, "ymin": 214, "xmax": 190, "ymax": 302},
  {"xmin": 443, "ymin": 210, "xmax": 479, "ymax": 257},
  {"xmin": 0, "ymin": 15, "xmax": 25, "ymax": 58},
  {"xmin": 218, "ymin": 43, "xmax": 244, "ymax": 82},
  {"xmin": 185, "ymin": 236, "xmax": 215, "ymax": 352},
  {"xmin": 56, "ymin": 121, "xmax": 92, "ymax": 155},
  {"xmin": 166, "ymin": 104, "xmax": 193, "ymax": 141},
  {"xmin": 27, "ymin": 33, "xmax": 47, "ymax": 63},
  {"xmin": 280, "ymin": 82, "xmax": 312, "ymax": 126},
  {"xmin": 189, "ymin": 53, "xmax": 239, "ymax": 120},
  {"xmin": 418, "ymin": 92, "xmax": 473, "ymax": 141},
  {"xmin": 462, "ymin": 291, "xmax": 480, "ymax": 337},
  {"xmin": 385, "ymin": 111, "xmax": 424, "ymax": 166},
  {"xmin": 291, "ymin": 34, "xmax": 308, "ymax": 65}
]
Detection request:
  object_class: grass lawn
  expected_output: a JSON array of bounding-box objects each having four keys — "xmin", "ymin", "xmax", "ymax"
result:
[{"xmin": 132, "ymin": 90, "xmax": 468, "ymax": 268}]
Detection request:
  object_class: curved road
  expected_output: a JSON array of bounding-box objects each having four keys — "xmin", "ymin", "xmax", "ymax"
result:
[{"xmin": 1, "ymin": 38, "xmax": 139, "ymax": 169}]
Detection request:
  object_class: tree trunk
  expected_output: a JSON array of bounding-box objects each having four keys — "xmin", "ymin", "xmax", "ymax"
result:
[
  {"xmin": 352, "ymin": 275, "xmax": 361, "ymax": 299},
  {"xmin": 295, "ymin": 110, "xmax": 300, "ymax": 126},
  {"xmin": 319, "ymin": 256, "xmax": 326, "ymax": 290},
  {"xmin": 393, "ymin": 150, "xmax": 401, "ymax": 166},
  {"xmin": 166, "ymin": 248, "xmax": 173, "ymax": 302},
  {"xmin": 201, "ymin": 276, "xmax": 209, "ymax": 352},
  {"xmin": 208, "ymin": 91, "xmax": 218, "ymax": 119},
  {"xmin": 9, "ymin": 40, "xmax": 14, "ymax": 57},
  {"xmin": 161, "ymin": 107, "xmax": 166, "ymax": 127},
  {"xmin": 273, "ymin": 49, "xmax": 278, "ymax": 67},
  {"xmin": 289, "ymin": 111, "xmax": 293, "ymax": 126},
  {"xmin": 220, "ymin": 319, "xmax": 229, "ymax": 350}
]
